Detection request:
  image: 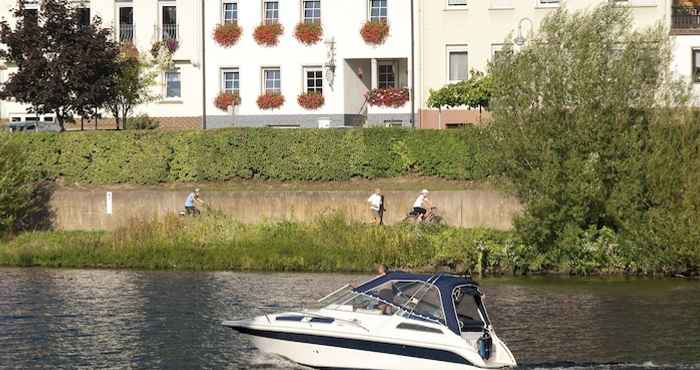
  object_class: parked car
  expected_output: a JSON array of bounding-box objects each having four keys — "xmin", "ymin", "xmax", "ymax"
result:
[{"xmin": 7, "ymin": 120, "xmax": 60, "ymax": 133}]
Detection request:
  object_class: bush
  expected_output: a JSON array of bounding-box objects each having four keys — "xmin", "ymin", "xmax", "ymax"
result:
[
  {"xmin": 0, "ymin": 142, "xmax": 54, "ymax": 236},
  {"xmin": 2, "ymin": 127, "xmax": 496, "ymax": 185},
  {"xmin": 125, "ymin": 115, "xmax": 160, "ymax": 130}
]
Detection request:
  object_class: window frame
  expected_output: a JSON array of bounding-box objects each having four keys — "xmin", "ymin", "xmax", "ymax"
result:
[
  {"xmin": 159, "ymin": 2, "xmax": 178, "ymax": 41},
  {"xmin": 118, "ymin": 4, "xmax": 134, "ymax": 42},
  {"xmin": 302, "ymin": 66, "xmax": 324, "ymax": 94},
  {"xmin": 164, "ymin": 69, "xmax": 182, "ymax": 99},
  {"xmin": 263, "ymin": 0, "xmax": 280, "ymax": 24},
  {"xmin": 302, "ymin": 0, "xmax": 321, "ymax": 24},
  {"xmin": 222, "ymin": 0, "xmax": 238, "ymax": 24},
  {"xmin": 221, "ymin": 67, "xmax": 240, "ymax": 94},
  {"xmin": 692, "ymin": 48, "xmax": 700, "ymax": 84},
  {"xmin": 368, "ymin": 0, "xmax": 388, "ymax": 22},
  {"xmin": 377, "ymin": 61, "xmax": 398, "ymax": 89},
  {"xmin": 446, "ymin": 45, "xmax": 469, "ymax": 83},
  {"xmin": 536, "ymin": 0, "xmax": 560, "ymax": 8},
  {"xmin": 262, "ymin": 67, "xmax": 282, "ymax": 95},
  {"xmin": 446, "ymin": 0, "xmax": 467, "ymax": 9}
]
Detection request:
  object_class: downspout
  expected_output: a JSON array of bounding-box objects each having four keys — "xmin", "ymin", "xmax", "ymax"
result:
[
  {"xmin": 410, "ymin": 0, "xmax": 416, "ymax": 128},
  {"xmin": 201, "ymin": 0, "xmax": 207, "ymax": 130}
]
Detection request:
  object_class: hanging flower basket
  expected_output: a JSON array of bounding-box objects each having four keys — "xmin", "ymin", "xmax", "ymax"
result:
[
  {"xmin": 294, "ymin": 22, "xmax": 323, "ymax": 46},
  {"xmin": 360, "ymin": 20, "xmax": 390, "ymax": 45},
  {"xmin": 257, "ymin": 93, "xmax": 285, "ymax": 110},
  {"xmin": 298, "ymin": 92, "xmax": 325, "ymax": 110},
  {"xmin": 214, "ymin": 91, "xmax": 242, "ymax": 111},
  {"xmin": 213, "ymin": 23, "xmax": 243, "ymax": 47},
  {"xmin": 366, "ymin": 87, "xmax": 409, "ymax": 108},
  {"xmin": 253, "ymin": 23, "xmax": 284, "ymax": 47},
  {"xmin": 150, "ymin": 39, "xmax": 179, "ymax": 58},
  {"xmin": 120, "ymin": 42, "xmax": 139, "ymax": 61}
]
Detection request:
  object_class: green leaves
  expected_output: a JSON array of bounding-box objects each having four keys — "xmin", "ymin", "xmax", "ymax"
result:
[{"xmin": 427, "ymin": 71, "xmax": 493, "ymax": 110}]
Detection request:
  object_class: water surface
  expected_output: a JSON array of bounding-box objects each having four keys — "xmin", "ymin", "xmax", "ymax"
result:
[{"xmin": 0, "ymin": 268, "xmax": 698, "ymax": 369}]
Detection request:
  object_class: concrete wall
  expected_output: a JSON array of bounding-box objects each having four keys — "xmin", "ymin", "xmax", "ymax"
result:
[{"xmin": 51, "ymin": 190, "xmax": 522, "ymax": 231}]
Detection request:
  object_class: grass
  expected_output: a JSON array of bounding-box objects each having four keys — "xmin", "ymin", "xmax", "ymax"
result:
[{"xmin": 0, "ymin": 213, "xmax": 517, "ymax": 273}]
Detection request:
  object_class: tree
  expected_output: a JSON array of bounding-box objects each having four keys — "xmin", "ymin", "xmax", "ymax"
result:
[
  {"xmin": 0, "ymin": 0, "xmax": 120, "ymax": 131},
  {"xmin": 427, "ymin": 71, "xmax": 493, "ymax": 126},
  {"xmin": 489, "ymin": 5, "xmax": 696, "ymax": 273},
  {"xmin": 105, "ymin": 44, "xmax": 159, "ymax": 130}
]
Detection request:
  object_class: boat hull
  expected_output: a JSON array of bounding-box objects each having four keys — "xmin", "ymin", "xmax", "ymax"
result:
[{"xmin": 233, "ymin": 325, "xmax": 499, "ymax": 370}]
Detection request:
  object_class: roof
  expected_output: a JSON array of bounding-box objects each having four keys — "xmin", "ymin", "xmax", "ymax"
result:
[{"xmin": 353, "ymin": 271, "xmax": 482, "ymax": 335}]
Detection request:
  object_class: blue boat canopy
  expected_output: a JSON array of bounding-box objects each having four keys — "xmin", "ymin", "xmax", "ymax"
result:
[{"xmin": 352, "ymin": 272, "xmax": 486, "ymax": 336}]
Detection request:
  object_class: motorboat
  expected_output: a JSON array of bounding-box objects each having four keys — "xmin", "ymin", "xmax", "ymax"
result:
[{"xmin": 223, "ymin": 272, "xmax": 517, "ymax": 370}]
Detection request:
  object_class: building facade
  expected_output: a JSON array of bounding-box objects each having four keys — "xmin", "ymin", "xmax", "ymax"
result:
[
  {"xmin": 2, "ymin": 0, "xmax": 698, "ymax": 129},
  {"xmin": 416, "ymin": 0, "xmax": 669, "ymax": 129}
]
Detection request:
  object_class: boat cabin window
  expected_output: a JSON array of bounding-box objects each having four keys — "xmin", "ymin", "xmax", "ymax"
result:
[
  {"xmin": 453, "ymin": 287, "xmax": 485, "ymax": 332},
  {"xmin": 367, "ymin": 281, "xmax": 446, "ymax": 324}
]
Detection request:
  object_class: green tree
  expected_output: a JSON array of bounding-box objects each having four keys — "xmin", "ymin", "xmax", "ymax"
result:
[
  {"xmin": 489, "ymin": 5, "xmax": 695, "ymax": 273},
  {"xmin": 0, "ymin": 0, "xmax": 120, "ymax": 131},
  {"xmin": 427, "ymin": 71, "xmax": 493, "ymax": 125},
  {"xmin": 106, "ymin": 45, "xmax": 159, "ymax": 130}
]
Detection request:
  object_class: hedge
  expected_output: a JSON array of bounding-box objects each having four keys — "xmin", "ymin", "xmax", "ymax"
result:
[{"xmin": 2, "ymin": 128, "xmax": 497, "ymax": 185}]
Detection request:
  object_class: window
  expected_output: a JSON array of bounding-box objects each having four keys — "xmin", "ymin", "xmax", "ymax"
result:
[
  {"xmin": 223, "ymin": 1, "xmax": 238, "ymax": 24},
  {"xmin": 491, "ymin": 43, "xmax": 506, "ymax": 61},
  {"xmin": 304, "ymin": 67, "xmax": 323, "ymax": 94},
  {"xmin": 447, "ymin": 0, "xmax": 467, "ymax": 6},
  {"xmin": 119, "ymin": 6, "xmax": 134, "ymax": 42},
  {"xmin": 369, "ymin": 0, "xmax": 387, "ymax": 22},
  {"xmin": 165, "ymin": 70, "xmax": 181, "ymax": 98},
  {"xmin": 447, "ymin": 46, "xmax": 468, "ymax": 82},
  {"xmin": 263, "ymin": 1, "xmax": 279, "ymax": 24},
  {"xmin": 303, "ymin": 0, "xmax": 321, "ymax": 24},
  {"xmin": 537, "ymin": 0, "xmax": 559, "ymax": 7},
  {"xmin": 161, "ymin": 4, "xmax": 177, "ymax": 40},
  {"xmin": 77, "ymin": 7, "xmax": 90, "ymax": 28},
  {"xmin": 23, "ymin": 8, "xmax": 38, "ymax": 23},
  {"xmin": 377, "ymin": 62, "xmax": 396, "ymax": 89},
  {"xmin": 453, "ymin": 287, "xmax": 485, "ymax": 332},
  {"xmin": 222, "ymin": 68, "xmax": 240, "ymax": 93},
  {"xmin": 693, "ymin": 49, "xmax": 700, "ymax": 83},
  {"xmin": 263, "ymin": 68, "xmax": 281, "ymax": 94}
]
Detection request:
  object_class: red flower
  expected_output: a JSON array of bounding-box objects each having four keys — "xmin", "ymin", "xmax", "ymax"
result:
[
  {"xmin": 360, "ymin": 20, "xmax": 390, "ymax": 45},
  {"xmin": 294, "ymin": 22, "xmax": 323, "ymax": 46},
  {"xmin": 366, "ymin": 88, "xmax": 409, "ymax": 108},
  {"xmin": 257, "ymin": 93, "xmax": 285, "ymax": 110},
  {"xmin": 253, "ymin": 23, "xmax": 284, "ymax": 47},
  {"xmin": 214, "ymin": 91, "xmax": 241, "ymax": 111},
  {"xmin": 120, "ymin": 42, "xmax": 139, "ymax": 61},
  {"xmin": 297, "ymin": 92, "xmax": 325, "ymax": 110},
  {"xmin": 213, "ymin": 23, "xmax": 243, "ymax": 48}
]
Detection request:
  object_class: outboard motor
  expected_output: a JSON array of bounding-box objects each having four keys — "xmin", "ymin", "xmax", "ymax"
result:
[{"xmin": 478, "ymin": 331, "xmax": 492, "ymax": 360}]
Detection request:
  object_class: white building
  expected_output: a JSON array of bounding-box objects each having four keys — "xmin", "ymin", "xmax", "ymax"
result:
[{"xmin": 0, "ymin": 0, "xmax": 417, "ymax": 128}]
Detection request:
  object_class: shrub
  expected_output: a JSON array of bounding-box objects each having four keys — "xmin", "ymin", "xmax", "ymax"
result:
[
  {"xmin": 2, "ymin": 128, "xmax": 496, "ymax": 184},
  {"xmin": 257, "ymin": 93, "xmax": 285, "ymax": 110},
  {"xmin": 253, "ymin": 23, "xmax": 284, "ymax": 46},
  {"xmin": 125, "ymin": 115, "xmax": 160, "ymax": 130},
  {"xmin": 213, "ymin": 23, "xmax": 243, "ymax": 47},
  {"xmin": 367, "ymin": 88, "xmax": 409, "ymax": 108},
  {"xmin": 360, "ymin": 20, "xmax": 389, "ymax": 45},
  {"xmin": 119, "ymin": 42, "xmax": 139, "ymax": 61},
  {"xmin": 294, "ymin": 22, "xmax": 323, "ymax": 45},
  {"xmin": 297, "ymin": 92, "xmax": 324, "ymax": 110},
  {"xmin": 214, "ymin": 91, "xmax": 242, "ymax": 111},
  {"xmin": 0, "ymin": 141, "xmax": 54, "ymax": 236}
]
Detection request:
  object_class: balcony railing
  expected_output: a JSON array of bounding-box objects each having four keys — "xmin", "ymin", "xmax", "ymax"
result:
[
  {"xmin": 672, "ymin": 6, "xmax": 700, "ymax": 33},
  {"xmin": 119, "ymin": 24, "xmax": 134, "ymax": 43},
  {"xmin": 160, "ymin": 24, "xmax": 178, "ymax": 41}
]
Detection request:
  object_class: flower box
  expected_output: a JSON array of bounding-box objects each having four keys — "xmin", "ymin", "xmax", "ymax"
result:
[
  {"xmin": 294, "ymin": 22, "xmax": 323, "ymax": 45},
  {"xmin": 254, "ymin": 23, "xmax": 284, "ymax": 47},
  {"xmin": 297, "ymin": 92, "xmax": 325, "ymax": 110},
  {"xmin": 257, "ymin": 93, "xmax": 285, "ymax": 110},
  {"xmin": 214, "ymin": 91, "xmax": 242, "ymax": 111},
  {"xmin": 366, "ymin": 87, "xmax": 409, "ymax": 108},
  {"xmin": 360, "ymin": 20, "xmax": 390, "ymax": 45},
  {"xmin": 213, "ymin": 23, "xmax": 243, "ymax": 48}
]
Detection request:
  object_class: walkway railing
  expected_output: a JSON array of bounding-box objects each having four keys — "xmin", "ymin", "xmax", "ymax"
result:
[{"xmin": 672, "ymin": 6, "xmax": 700, "ymax": 32}]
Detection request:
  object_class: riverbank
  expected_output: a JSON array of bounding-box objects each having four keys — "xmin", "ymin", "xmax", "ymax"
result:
[{"xmin": 1, "ymin": 214, "xmax": 697, "ymax": 276}]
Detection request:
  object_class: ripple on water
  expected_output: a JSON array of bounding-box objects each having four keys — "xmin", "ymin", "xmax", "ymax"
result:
[{"xmin": 0, "ymin": 268, "xmax": 698, "ymax": 370}]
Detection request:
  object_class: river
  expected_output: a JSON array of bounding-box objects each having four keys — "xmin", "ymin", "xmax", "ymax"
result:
[{"xmin": 0, "ymin": 268, "xmax": 698, "ymax": 370}]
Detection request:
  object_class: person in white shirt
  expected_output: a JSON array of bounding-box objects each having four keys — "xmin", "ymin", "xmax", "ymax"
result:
[
  {"xmin": 367, "ymin": 188, "xmax": 385, "ymax": 225},
  {"xmin": 412, "ymin": 189, "xmax": 431, "ymax": 221}
]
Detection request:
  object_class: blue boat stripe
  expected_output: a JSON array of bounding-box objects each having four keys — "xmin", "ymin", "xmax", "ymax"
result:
[{"xmin": 232, "ymin": 327, "xmax": 475, "ymax": 367}]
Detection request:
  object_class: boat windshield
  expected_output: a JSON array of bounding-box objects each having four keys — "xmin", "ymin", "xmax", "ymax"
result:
[{"xmin": 316, "ymin": 281, "xmax": 446, "ymax": 326}]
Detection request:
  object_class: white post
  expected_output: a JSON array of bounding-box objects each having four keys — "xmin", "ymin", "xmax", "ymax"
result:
[
  {"xmin": 106, "ymin": 192, "xmax": 113, "ymax": 215},
  {"xmin": 371, "ymin": 58, "xmax": 378, "ymax": 90}
]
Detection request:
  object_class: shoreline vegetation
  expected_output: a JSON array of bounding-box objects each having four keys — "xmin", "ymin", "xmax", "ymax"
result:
[{"xmin": 0, "ymin": 214, "xmax": 697, "ymax": 278}]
